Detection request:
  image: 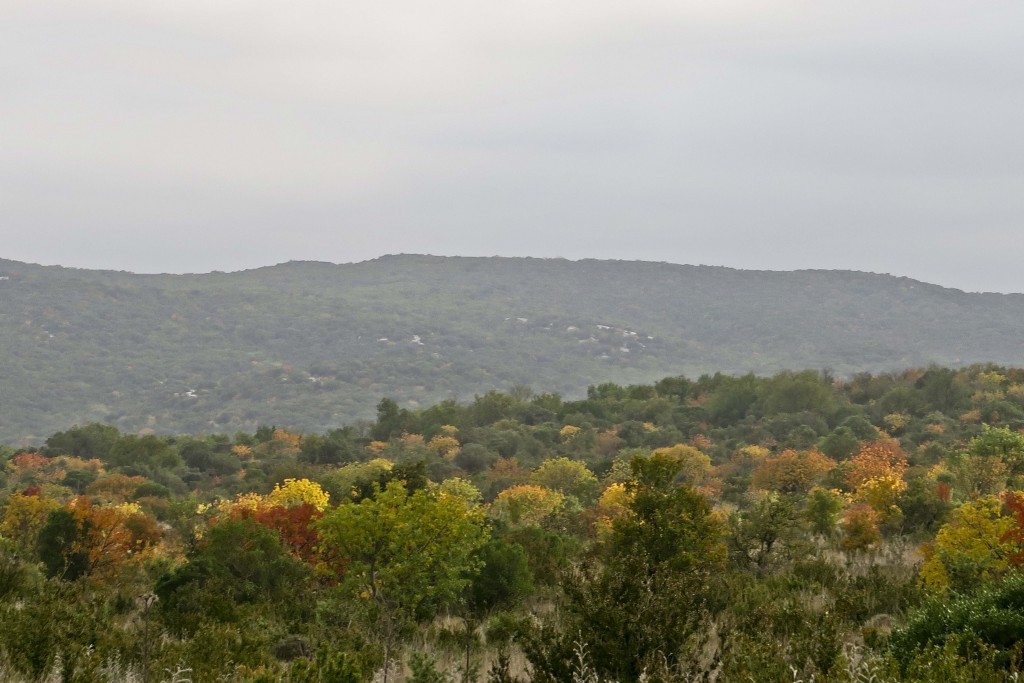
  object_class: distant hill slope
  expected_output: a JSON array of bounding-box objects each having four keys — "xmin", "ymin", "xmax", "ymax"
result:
[{"xmin": 2, "ymin": 254, "xmax": 1022, "ymax": 444}]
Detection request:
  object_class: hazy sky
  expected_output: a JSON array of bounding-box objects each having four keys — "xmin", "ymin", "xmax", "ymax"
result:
[{"xmin": 3, "ymin": 1, "xmax": 1022, "ymax": 292}]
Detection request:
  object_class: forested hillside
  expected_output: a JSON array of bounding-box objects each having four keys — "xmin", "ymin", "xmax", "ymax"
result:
[
  {"xmin": 3, "ymin": 255, "xmax": 1024, "ymax": 444},
  {"xmin": 5, "ymin": 365, "xmax": 1024, "ymax": 681}
]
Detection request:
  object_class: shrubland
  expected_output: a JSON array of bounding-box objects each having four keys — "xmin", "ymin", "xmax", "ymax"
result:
[{"xmin": 4, "ymin": 364, "xmax": 1024, "ymax": 681}]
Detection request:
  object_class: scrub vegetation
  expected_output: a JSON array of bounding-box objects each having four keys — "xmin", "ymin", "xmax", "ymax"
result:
[{"xmin": 5, "ymin": 365, "xmax": 1024, "ymax": 680}]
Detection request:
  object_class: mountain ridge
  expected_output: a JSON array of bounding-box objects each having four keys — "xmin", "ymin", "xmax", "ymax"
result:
[
  {"xmin": 3, "ymin": 254, "xmax": 1019, "ymax": 296},
  {"xmin": 2, "ymin": 255, "xmax": 1023, "ymax": 444}
]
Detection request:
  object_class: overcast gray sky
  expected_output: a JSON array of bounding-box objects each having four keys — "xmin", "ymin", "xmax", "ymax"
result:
[{"xmin": 2, "ymin": 1, "xmax": 1022, "ymax": 292}]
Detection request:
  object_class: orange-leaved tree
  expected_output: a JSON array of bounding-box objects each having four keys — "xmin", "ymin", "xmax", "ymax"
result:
[{"xmin": 752, "ymin": 448, "xmax": 835, "ymax": 494}]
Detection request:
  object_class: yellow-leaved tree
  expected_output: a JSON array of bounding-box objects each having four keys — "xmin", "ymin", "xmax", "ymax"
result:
[
  {"xmin": 919, "ymin": 495, "xmax": 1015, "ymax": 593},
  {"xmin": 266, "ymin": 478, "xmax": 330, "ymax": 512},
  {"xmin": 651, "ymin": 444, "xmax": 712, "ymax": 487},
  {"xmin": 489, "ymin": 484, "xmax": 565, "ymax": 528},
  {"xmin": 594, "ymin": 482, "xmax": 632, "ymax": 536},
  {"xmin": 1, "ymin": 491, "xmax": 59, "ymax": 555}
]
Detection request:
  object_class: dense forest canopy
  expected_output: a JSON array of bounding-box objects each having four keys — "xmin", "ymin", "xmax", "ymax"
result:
[
  {"xmin": 3, "ymin": 255, "xmax": 1024, "ymax": 444},
  {"xmin": 6, "ymin": 365, "xmax": 1024, "ymax": 680}
]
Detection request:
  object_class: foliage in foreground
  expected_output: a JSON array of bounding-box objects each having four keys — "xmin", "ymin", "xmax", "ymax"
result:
[{"xmin": 4, "ymin": 365, "xmax": 1024, "ymax": 680}]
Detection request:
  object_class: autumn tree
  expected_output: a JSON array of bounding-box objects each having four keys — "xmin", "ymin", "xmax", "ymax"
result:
[
  {"xmin": 38, "ymin": 498, "xmax": 163, "ymax": 583},
  {"xmin": 844, "ymin": 439, "xmax": 908, "ymax": 491},
  {"xmin": 489, "ymin": 485, "xmax": 565, "ymax": 528},
  {"xmin": 752, "ymin": 449, "xmax": 835, "ymax": 494},
  {"xmin": 1, "ymin": 491, "xmax": 59, "ymax": 556},
  {"xmin": 950, "ymin": 453, "xmax": 1009, "ymax": 498},
  {"xmin": 593, "ymin": 482, "xmax": 632, "ymax": 536},
  {"xmin": 266, "ymin": 478, "xmax": 330, "ymax": 511},
  {"xmin": 839, "ymin": 504, "xmax": 881, "ymax": 554},
  {"xmin": 235, "ymin": 503, "xmax": 326, "ymax": 567},
  {"xmin": 843, "ymin": 438, "xmax": 909, "ymax": 526},
  {"xmin": 320, "ymin": 459, "xmax": 394, "ymax": 502},
  {"xmin": 1001, "ymin": 491, "xmax": 1024, "ymax": 568},
  {"xmin": 650, "ymin": 444, "xmax": 712, "ymax": 487},
  {"xmin": 919, "ymin": 495, "xmax": 1014, "ymax": 593},
  {"xmin": 85, "ymin": 473, "xmax": 147, "ymax": 503}
]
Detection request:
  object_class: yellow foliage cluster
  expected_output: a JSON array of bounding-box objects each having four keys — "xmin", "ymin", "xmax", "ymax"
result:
[
  {"xmin": 919, "ymin": 495, "xmax": 1014, "ymax": 592},
  {"xmin": 594, "ymin": 483, "xmax": 633, "ymax": 536},
  {"xmin": 1008, "ymin": 384, "xmax": 1024, "ymax": 402},
  {"xmin": 854, "ymin": 472, "xmax": 908, "ymax": 522},
  {"xmin": 428, "ymin": 434, "xmax": 461, "ymax": 460},
  {"xmin": 86, "ymin": 474, "xmax": 147, "ymax": 502},
  {"xmin": 435, "ymin": 478, "xmax": 482, "ymax": 507},
  {"xmin": 690, "ymin": 434, "xmax": 714, "ymax": 451},
  {"xmin": 736, "ymin": 445, "xmax": 771, "ymax": 462},
  {"xmin": 113, "ymin": 501, "xmax": 144, "ymax": 516},
  {"xmin": 490, "ymin": 484, "xmax": 564, "ymax": 528},
  {"xmin": 883, "ymin": 412, "xmax": 911, "ymax": 432},
  {"xmin": 959, "ymin": 409, "xmax": 983, "ymax": 424},
  {"xmin": 1, "ymin": 492, "xmax": 59, "ymax": 553},
  {"xmin": 489, "ymin": 457, "xmax": 529, "ymax": 485},
  {"xmin": 267, "ymin": 478, "xmax": 331, "ymax": 512},
  {"xmin": 217, "ymin": 492, "xmax": 265, "ymax": 516},
  {"xmin": 215, "ymin": 479, "xmax": 331, "ymax": 516},
  {"xmin": 51, "ymin": 456, "xmax": 104, "ymax": 473},
  {"xmin": 559, "ymin": 425, "xmax": 582, "ymax": 442},
  {"xmin": 653, "ymin": 444, "xmax": 712, "ymax": 486}
]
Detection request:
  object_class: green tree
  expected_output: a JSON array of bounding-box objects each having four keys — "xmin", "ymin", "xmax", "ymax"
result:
[
  {"xmin": 530, "ymin": 457, "xmax": 600, "ymax": 505},
  {"xmin": 37, "ymin": 508, "xmax": 90, "ymax": 581},
  {"xmin": 916, "ymin": 366, "xmax": 969, "ymax": 414},
  {"xmin": 727, "ymin": 493, "xmax": 804, "ymax": 574},
  {"xmin": 107, "ymin": 435, "xmax": 182, "ymax": 472},
  {"xmin": 536, "ymin": 451, "xmax": 725, "ymax": 681},
  {"xmin": 466, "ymin": 537, "xmax": 534, "ymax": 617},
  {"xmin": 818, "ymin": 426, "xmax": 860, "ymax": 460},
  {"xmin": 43, "ymin": 423, "xmax": 120, "ymax": 460},
  {"xmin": 967, "ymin": 425, "xmax": 1024, "ymax": 474},
  {"xmin": 316, "ymin": 482, "xmax": 490, "ymax": 680},
  {"xmin": 155, "ymin": 517, "xmax": 312, "ymax": 634},
  {"xmin": 372, "ymin": 398, "xmax": 412, "ymax": 441},
  {"xmin": 806, "ymin": 487, "xmax": 844, "ymax": 538}
]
